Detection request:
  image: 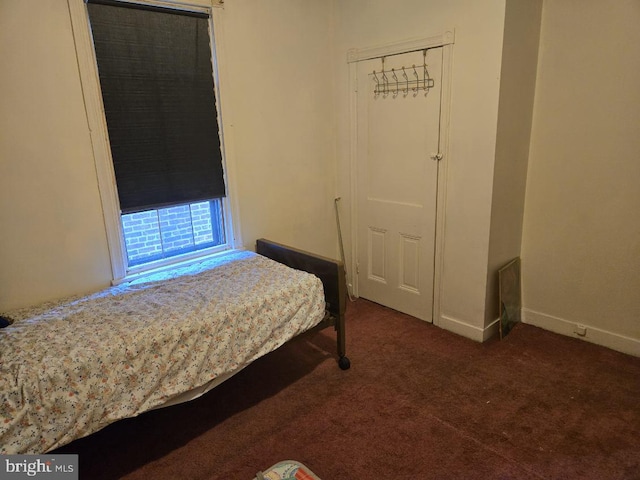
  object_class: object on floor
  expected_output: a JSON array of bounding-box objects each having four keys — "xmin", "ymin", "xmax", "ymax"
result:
[
  {"xmin": 255, "ymin": 460, "xmax": 321, "ymax": 480},
  {"xmin": 498, "ymin": 256, "xmax": 521, "ymax": 339}
]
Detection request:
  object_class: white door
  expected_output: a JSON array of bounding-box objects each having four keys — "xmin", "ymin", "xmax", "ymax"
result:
[{"xmin": 356, "ymin": 48, "xmax": 442, "ymax": 322}]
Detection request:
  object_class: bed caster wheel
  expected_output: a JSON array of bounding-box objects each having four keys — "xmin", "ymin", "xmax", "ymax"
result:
[{"xmin": 338, "ymin": 356, "xmax": 351, "ymax": 370}]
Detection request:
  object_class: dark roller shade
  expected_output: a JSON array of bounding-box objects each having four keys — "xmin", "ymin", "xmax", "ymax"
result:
[{"xmin": 87, "ymin": 0, "xmax": 226, "ymax": 213}]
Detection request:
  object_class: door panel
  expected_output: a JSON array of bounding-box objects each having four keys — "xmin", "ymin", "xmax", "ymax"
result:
[
  {"xmin": 356, "ymin": 48, "xmax": 442, "ymax": 321},
  {"xmin": 368, "ymin": 227, "xmax": 387, "ymax": 282}
]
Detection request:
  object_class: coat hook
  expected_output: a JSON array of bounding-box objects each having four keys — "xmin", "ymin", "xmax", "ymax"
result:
[
  {"xmin": 391, "ymin": 68, "xmax": 399, "ymax": 98},
  {"xmin": 412, "ymin": 64, "xmax": 419, "ymax": 97},
  {"xmin": 381, "ymin": 57, "xmax": 389, "ymax": 97},
  {"xmin": 373, "ymin": 70, "xmax": 380, "ymax": 98},
  {"xmin": 423, "ymin": 49, "xmax": 430, "ymax": 96},
  {"xmin": 402, "ymin": 67, "xmax": 409, "ymax": 97},
  {"xmin": 382, "ymin": 71, "xmax": 389, "ymax": 97}
]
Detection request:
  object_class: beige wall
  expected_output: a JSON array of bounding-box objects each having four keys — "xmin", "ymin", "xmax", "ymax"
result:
[
  {"xmin": 521, "ymin": 0, "xmax": 640, "ymax": 354},
  {"xmin": 0, "ymin": 1, "xmax": 113, "ymax": 310},
  {"xmin": 333, "ymin": 0, "xmax": 508, "ymax": 339},
  {"xmin": 217, "ymin": 1, "xmax": 337, "ymax": 257},
  {"xmin": 0, "ymin": 0, "xmax": 336, "ymax": 311},
  {"xmin": 486, "ymin": 0, "xmax": 542, "ymax": 325}
]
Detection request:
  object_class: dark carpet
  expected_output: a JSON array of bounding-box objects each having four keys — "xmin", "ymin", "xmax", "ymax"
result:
[{"xmin": 54, "ymin": 299, "xmax": 640, "ymax": 479}]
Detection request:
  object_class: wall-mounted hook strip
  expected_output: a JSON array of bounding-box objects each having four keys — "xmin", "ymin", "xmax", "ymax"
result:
[{"xmin": 370, "ymin": 53, "xmax": 435, "ymax": 99}]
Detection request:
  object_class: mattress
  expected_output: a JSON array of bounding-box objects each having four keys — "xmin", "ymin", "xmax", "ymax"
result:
[{"xmin": 0, "ymin": 250, "xmax": 326, "ymax": 454}]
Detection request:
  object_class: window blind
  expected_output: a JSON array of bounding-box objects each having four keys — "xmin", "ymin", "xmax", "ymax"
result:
[{"xmin": 87, "ymin": 0, "xmax": 226, "ymax": 214}]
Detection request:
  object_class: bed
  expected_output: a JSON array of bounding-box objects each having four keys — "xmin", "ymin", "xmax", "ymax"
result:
[{"xmin": 0, "ymin": 239, "xmax": 349, "ymax": 455}]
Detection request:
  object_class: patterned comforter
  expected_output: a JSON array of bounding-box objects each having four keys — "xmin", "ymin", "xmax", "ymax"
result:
[{"xmin": 0, "ymin": 251, "xmax": 326, "ymax": 454}]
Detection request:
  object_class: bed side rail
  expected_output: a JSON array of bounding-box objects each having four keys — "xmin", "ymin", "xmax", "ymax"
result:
[{"xmin": 256, "ymin": 238, "xmax": 350, "ymax": 370}]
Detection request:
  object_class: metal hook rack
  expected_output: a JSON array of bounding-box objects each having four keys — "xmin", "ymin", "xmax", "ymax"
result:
[{"xmin": 372, "ymin": 50, "xmax": 434, "ymax": 99}]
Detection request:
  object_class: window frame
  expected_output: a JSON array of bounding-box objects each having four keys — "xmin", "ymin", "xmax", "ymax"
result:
[{"xmin": 68, "ymin": 0, "xmax": 240, "ymax": 283}]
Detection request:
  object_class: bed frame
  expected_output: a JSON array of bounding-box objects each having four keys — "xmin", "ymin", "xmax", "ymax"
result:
[{"xmin": 256, "ymin": 239, "xmax": 350, "ymax": 370}]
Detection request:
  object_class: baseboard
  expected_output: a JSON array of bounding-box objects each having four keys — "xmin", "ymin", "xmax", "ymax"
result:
[
  {"xmin": 522, "ymin": 308, "xmax": 640, "ymax": 357},
  {"xmin": 438, "ymin": 315, "xmax": 500, "ymax": 343},
  {"xmin": 484, "ymin": 317, "xmax": 501, "ymax": 341}
]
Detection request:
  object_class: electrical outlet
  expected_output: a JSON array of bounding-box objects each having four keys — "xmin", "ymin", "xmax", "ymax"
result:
[{"xmin": 574, "ymin": 324, "xmax": 587, "ymax": 336}]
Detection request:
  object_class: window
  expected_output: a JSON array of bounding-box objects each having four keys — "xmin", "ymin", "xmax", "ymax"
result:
[
  {"xmin": 73, "ymin": 0, "xmax": 235, "ymax": 278},
  {"xmin": 122, "ymin": 199, "xmax": 225, "ymax": 266}
]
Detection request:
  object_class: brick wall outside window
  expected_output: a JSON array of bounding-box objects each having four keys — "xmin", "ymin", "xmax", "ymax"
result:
[{"xmin": 122, "ymin": 200, "xmax": 223, "ymax": 266}]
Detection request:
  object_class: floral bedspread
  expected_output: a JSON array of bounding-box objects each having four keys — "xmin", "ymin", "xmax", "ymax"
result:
[{"xmin": 0, "ymin": 251, "xmax": 325, "ymax": 454}]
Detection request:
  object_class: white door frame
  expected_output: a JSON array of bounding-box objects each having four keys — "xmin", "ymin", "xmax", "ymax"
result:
[{"xmin": 347, "ymin": 30, "xmax": 454, "ymax": 325}]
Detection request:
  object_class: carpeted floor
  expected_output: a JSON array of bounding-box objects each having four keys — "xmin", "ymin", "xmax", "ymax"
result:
[{"xmin": 54, "ymin": 299, "xmax": 640, "ymax": 479}]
